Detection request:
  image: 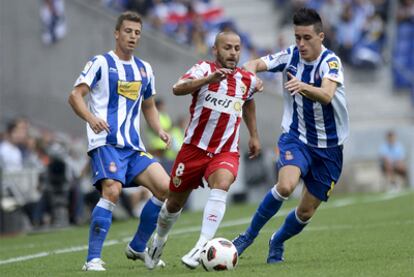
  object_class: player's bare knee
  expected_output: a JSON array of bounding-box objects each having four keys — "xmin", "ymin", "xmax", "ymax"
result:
[
  {"xmin": 211, "ymin": 181, "xmax": 231, "ymax": 191},
  {"xmin": 102, "ymin": 188, "xmax": 121, "ymax": 203},
  {"xmin": 276, "ymin": 183, "xmax": 294, "ymax": 198},
  {"xmin": 166, "ymin": 198, "xmax": 182, "ymax": 213},
  {"xmin": 152, "ymin": 182, "xmax": 169, "ymax": 202},
  {"xmin": 296, "ymin": 207, "xmax": 315, "ymax": 222},
  {"xmin": 101, "ymin": 181, "xmax": 122, "ymax": 203}
]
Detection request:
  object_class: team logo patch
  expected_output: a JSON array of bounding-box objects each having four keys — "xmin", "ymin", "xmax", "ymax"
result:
[
  {"xmin": 109, "ymin": 162, "xmax": 117, "ymax": 173},
  {"xmin": 172, "ymin": 176, "xmax": 182, "ymax": 187},
  {"xmin": 285, "ymin": 151, "xmax": 294, "ymax": 161},
  {"xmin": 328, "ymin": 61, "xmax": 339, "ymax": 70}
]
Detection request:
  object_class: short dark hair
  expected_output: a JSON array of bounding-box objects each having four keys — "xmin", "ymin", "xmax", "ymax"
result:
[
  {"xmin": 115, "ymin": 11, "xmax": 142, "ymax": 31},
  {"xmin": 293, "ymin": 8, "xmax": 323, "ymax": 33}
]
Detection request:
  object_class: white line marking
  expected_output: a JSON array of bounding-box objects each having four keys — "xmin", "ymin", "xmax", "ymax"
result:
[{"xmin": 0, "ymin": 191, "xmax": 410, "ymax": 265}]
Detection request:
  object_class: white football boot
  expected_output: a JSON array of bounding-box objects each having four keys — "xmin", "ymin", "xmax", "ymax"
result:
[
  {"xmin": 146, "ymin": 234, "xmax": 168, "ymax": 270},
  {"xmin": 82, "ymin": 258, "xmax": 106, "ymax": 271},
  {"xmin": 125, "ymin": 244, "xmax": 166, "ymax": 269},
  {"xmin": 181, "ymin": 246, "xmax": 202, "ymax": 269}
]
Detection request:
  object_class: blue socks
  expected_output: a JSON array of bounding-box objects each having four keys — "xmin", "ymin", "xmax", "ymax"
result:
[
  {"xmin": 87, "ymin": 198, "xmax": 115, "ymax": 262},
  {"xmin": 129, "ymin": 196, "xmax": 163, "ymax": 252},
  {"xmin": 246, "ymin": 187, "xmax": 287, "ymax": 238},
  {"xmin": 271, "ymin": 209, "xmax": 308, "ymax": 244}
]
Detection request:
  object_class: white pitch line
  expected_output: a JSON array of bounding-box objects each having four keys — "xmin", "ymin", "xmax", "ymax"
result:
[{"xmin": 0, "ymin": 191, "xmax": 409, "ymax": 266}]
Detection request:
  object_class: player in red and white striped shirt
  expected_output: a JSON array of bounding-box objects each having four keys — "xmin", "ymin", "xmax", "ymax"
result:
[{"xmin": 146, "ymin": 31, "xmax": 263, "ymax": 269}]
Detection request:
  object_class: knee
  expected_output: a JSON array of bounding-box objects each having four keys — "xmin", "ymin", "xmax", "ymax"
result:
[
  {"xmin": 276, "ymin": 181, "xmax": 296, "ymax": 198},
  {"xmin": 211, "ymin": 181, "xmax": 231, "ymax": 191},
  {"xmin": 153, "ymin": 179, "xmax": 170, "ymax": 202},
  {"xmin": 102, "ymin": 182, "xmax": 122, "ymax": 203},
  {"xmin": 166, "ymin": 198, "xmax": 183, "ymax": 213},
  {"xmin": 296, "ymin": 207, "xmax": 315, "ymax": 222}
]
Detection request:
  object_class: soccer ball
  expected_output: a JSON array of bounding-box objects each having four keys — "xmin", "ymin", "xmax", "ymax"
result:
[{"xmin": 200, "ymin": 237, "xmax": 238, "ymax": 271}]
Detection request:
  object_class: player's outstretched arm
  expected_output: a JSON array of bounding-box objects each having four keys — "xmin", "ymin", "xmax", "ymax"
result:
[
  {"xmin": 142, "ymin": 97, "xmax": 172, "ymax": 147},
  {"xmin": 242, "ymin": 99, "xmax": 261, "ymax": 159},
  {"xmin": 243, "ymin": 59, "xmax": 267, "ymax": 74},
  {"xmin": 172, "ymin": 68, "xmax": 233, "ymax": 96},
  {"xmin": 285, "ymin": 73, "xmax": 338, "ymax": 105},
  {"xmin": 68, "ymin": 84, "xmax": 110, "ymax": 134}
]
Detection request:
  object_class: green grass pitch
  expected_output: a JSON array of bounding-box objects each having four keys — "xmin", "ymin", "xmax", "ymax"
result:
[{"xmin": 1, "ymin": 191, "xmax": 413, "ymax": 276}]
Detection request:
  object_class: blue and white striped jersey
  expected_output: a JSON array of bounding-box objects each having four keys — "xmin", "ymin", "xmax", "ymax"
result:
[
  {"xmin": 74, "ymin": 51, "xmax": 156, "ymax": 152},
  {"xmin": 262, "ymin": 45, "xmax": 349, "ymax": 148}
]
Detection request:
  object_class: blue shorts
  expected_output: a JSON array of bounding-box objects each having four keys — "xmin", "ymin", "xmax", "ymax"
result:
[
  {"xmin": 276, "ymin": 133, "xmax": 343, "ymax": 201},
  {"xmin": 88, "ymin": 145, "xmax": 157, "ymax": 188}
]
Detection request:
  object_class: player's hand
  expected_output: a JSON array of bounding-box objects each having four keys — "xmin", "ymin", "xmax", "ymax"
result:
[
  {"xmin": 208, "ymin": 68, "xmax": 233, "ymax": 83},
  {"xmin": 285, "ymin": 72, "xmax": 304, "ymax": 96},
  {"xmin": 88, "ymin": 116, "xmax": 110, "ymax": 134},
  {"xmin": 158, "ymin": 130, "xmax": 172, "ymax": 149},
  {"xmin": 254, "ymin": 77, "xmax": 264, "ymax": 93},
  {"xmin": 248, "ymin": 136, "xmax": 261, "ymax": 159}
]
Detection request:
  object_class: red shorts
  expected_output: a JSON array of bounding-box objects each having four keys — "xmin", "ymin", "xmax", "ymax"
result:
[{"xmin": 169, "ymin": 144, "xmax": 240, "ymax": 192}]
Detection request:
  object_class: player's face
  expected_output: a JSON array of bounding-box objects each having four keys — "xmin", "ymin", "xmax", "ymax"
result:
[
  {"xmin": 294, "ymin": 25, "xmax": 324, "ymax": 62},
  {"xmin": 213, "ymin": 34, "xmax": 241, "ymax": 69},
  {"xmin": 115, "ymin": 20, "xmax": 142, "ymax": 54}
]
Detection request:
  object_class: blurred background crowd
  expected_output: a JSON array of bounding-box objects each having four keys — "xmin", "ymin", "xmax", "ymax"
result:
[{"xmin": 0, "ymin": 0, "xmax": 413, "ymax": 234}]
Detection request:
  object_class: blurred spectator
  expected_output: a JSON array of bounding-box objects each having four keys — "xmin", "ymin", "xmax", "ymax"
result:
[
  {"xmin": 168, "ymin": 115, "xmax": 188, "ymax": 159},
  {"xmin": 40, "ymin": 0, "xmax": 67, "ymax": 45},
  {"xmin": 0, "ymin": 120, "xmax": 25, "ymax": 172},
  {"xmin": 146, "ymin": 98, "xmax": 172, "ymax": 157},
  {"xmin": 336, "ymin": 3, "xmax": 361, "ymax": 64},
  {"xmin": 146, "ymin": 98, "xmax": 174, "ymax": 172},
  {"xmin": 392, "ymin": 0, "xmax": 414, "ymax": 94},
  {"xmin": 379, "ymin": 130, "xmax": 408, "ymax": 191},
  {"xmin": 351, "ymin": 11, "xmax": 384, "ymax": 68}
]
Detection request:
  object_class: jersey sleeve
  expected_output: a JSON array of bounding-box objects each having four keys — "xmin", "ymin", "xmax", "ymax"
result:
[
  {"xmin": 180, "ymin": 61, "xmax": 208, "ymax": 80},
  {"xmin": 246, "ymin": 74, "xmax": 258, "ymax": 101},
  {"xmin": 74, "ymin": 56, "xmax": 104, "ymax": 90},
  {"xmin": 143, "ymin": 63, "xmax": 156, "ymax": 100},
  {"xmin": 321, "ymin": 56, "xmax": 344, "ymax": 86},
  {"xmin": 260, "ymin": 47, "xmax": 293, "ymax": 73}
]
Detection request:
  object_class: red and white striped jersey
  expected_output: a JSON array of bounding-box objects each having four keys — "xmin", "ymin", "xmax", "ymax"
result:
[{"xmin": 181, "ymin": 61, "xmax": 258, "ymax": 154}]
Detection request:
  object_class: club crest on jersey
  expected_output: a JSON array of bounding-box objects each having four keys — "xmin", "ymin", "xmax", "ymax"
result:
[
  {"xmin": 172, "ymin": 176, "xmax": 182, "ymax": 187},
  {"xmin": 109, "ymin": 162, "xmax": 117, "ymax": 173},
  {"xmin": 285, "ymin": 151, "xmax": 294, "ymax": 161}
]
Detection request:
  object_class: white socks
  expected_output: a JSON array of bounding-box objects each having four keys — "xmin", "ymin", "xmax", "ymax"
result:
[
  {"xmin": 155, "ymin": 202, "xmax": 182, "ymax": 240},
  {"xmin": 196, "ymin": 188, "xmax": 228, "ymax": 248}
]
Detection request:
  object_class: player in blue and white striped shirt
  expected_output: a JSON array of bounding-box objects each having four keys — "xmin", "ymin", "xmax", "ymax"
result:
[
  {"xmin": 233, "ymin": 8, "xmax": 350, "ymax": 263},
  {"xmin": 69, "ymin": 11, "xmax": 171, "ymax": 271}
]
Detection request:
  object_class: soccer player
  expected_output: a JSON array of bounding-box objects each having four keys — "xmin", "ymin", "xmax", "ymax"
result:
[
  {"xmin": 146, "ymin": 31, "xmax": 263, "ymax": 269},
  {"xmin": 68, "ymin": 11, "xmax": 171, "ymax": 271},
  {"xmin": 232, "ymin": 7, "xmax": 349, "ymax": 264}
]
